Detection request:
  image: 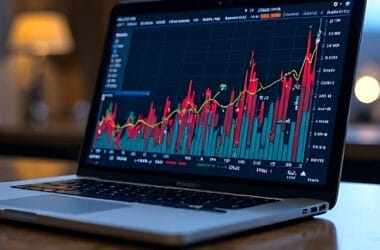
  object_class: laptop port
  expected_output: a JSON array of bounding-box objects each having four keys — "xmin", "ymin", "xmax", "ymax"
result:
[
  {"xmin": 319, "ymin": 204, "xmax": 327, "ymax": 211},
  {"xmin": 311, "ymin": 206, "xmax": 318, "ymax": 213}
]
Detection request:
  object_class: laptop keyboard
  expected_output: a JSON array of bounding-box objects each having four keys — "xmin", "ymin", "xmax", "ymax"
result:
[{"xmin": 13, "ymin": 179, "xmax": 279, "ymax": 213}]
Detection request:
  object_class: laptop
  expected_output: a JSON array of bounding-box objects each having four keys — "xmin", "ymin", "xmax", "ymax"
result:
[{"xmin": 0, "ymin": 0, "xmax": 365, "ymax": 246}]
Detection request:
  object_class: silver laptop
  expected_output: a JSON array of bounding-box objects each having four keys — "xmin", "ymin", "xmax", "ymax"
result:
[{"xmin": 0, "ymin": 0, "xmax": 365, "ymax": 246}]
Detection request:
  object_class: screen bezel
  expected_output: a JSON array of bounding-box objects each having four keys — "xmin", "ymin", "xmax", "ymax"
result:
[{"xmin": 77, "ymin": 0, "xmax": 366, "ymax": 208}]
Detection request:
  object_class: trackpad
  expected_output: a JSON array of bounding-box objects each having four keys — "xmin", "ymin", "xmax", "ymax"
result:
[{"xmin": 0, "ymin": 195, "xmax": 127, "ymax": 214}]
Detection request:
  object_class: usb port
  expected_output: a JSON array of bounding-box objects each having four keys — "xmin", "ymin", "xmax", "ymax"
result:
[{"xmin": 311, "ymin": 207, "xmax": 318, "ymax": 213}]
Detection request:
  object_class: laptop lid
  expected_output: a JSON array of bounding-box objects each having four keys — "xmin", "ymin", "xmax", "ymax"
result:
[{"xmin": 77, "ymin": 0, "xmax": 366, "ymax": 208}]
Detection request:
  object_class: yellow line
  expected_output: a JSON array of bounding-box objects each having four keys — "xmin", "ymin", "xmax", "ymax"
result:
[{"xmin": 107, "ymin": 44, "xmax": 319, "ymax": 130}]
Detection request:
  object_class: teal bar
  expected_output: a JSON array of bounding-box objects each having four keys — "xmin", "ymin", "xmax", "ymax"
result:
[
  {"xmin": 260, "ymin": 118, "xmax": 268, "ymax": 147},
  {"xmin": 225, "ymin": 123, "xmax": 235, "ymax": 157},
  {"xmin": 296, "ymin": 112, "xmax": 307, "ymax": 162},
  {"xmin": 218, "ymin": 128, "xmax": 224, "ymax": 157},
  {"xmin": 223, "ymin": 135, "xmax": 230, "ymax": 157},
  {"xmin": 211, "ymin": 130, "xmax": 218, "ymax": 156},
  {"xmin": 249, "ymin": 118, "xmax": 259, "ymax": 158},
  {"xmin": 206, "ymin": 114, "xmax": 214, "ymax": 156},
  {"xmin": 228, "ymin": 130, "xmax": 235, "ymax": 157},
  {"xmin": 148, "ymin": 137, "xmax": 154, "ymax": 152},
  {"xmin": 282, "ymin": 144, "xmax": 288, "ymax": 161},
  {"xmin": 267, "ymin": 143, "xmax": 274, "ymax": 161},
  {"xmin": 119, "ymin": 136, "xmax": 127, "ymax": 151},
  {"xmin": 239, "ymin": 116, "xmax": 249, "ymax": 158},
  {"xmin": 288, "ymin": 122, "xmax": 296, "ymax": 161},
  {"xmin": 134, "ymin": 136, "xmax": 141, "ymax": 152},
  {"xmin": 194, "ymin": 126, "xmax": 203, "ymax": 156},
  {"xmin": 254, "ymin": 133, "xmax": 261, "ymax": 159},
  {"xmin": 151, "ymin": 140, "xmax": 156, "ymax": 153},
  {"xmin": 216, "ymin": 134, "xmax": 222, "ymax": 157},
  {"xmin": 131, "ymin": 138, "xmax": 137, "ymax": 151},
  {"xmin": 189, "ymin": 126, "xmax": 196, "ymax": 155},
  {"xmin": 278, "ymin": 132, "xmax": 284, "ymax": 161},
  {"xmin": 204, "ymin": 127, "xmax": 211, "ymax": 156},
  {"xmin": 124, "ymin": 136, "xmax": 130, "ymax": 151},
  {"xmin": 263, "ymin": 103, "xmax": 274, "ymax": 160},
  {"xmin": 133, "ymin": 136, "xmax": 139, "ymax": 151},
  {"xmin": 168, "ymin": 119, "xmax": 179, "ymax": 154},
  {"xmin": 263, "ymin": 138, "xmax": 269, "ymax": 160},
  {"xmin": 212, "ymin": 130, "xmax": 218, "ymax": 156},
  {"xmin": 139, "ymin": 136, "xmax": 145, "ymax": 152},
  {"xmin": 259, "ymin": 149, "xmax": 264, "ymax": 159},
  {"xmin": 190, "ymin": 126, "xmax": 196, "ymax": 155},
  {"xmin": 154, "ymin": 139, "xmax": 160, "ymax": 153},
  {"xmin": 223, "ymin": 126, "xmax": 230, "ymax": 156},
  {"xmin": 205, "ymin": 128, "xmax": 212, "ymax": 156},
  {"xmin": 273, "ymin": 124, "xmax": 282, "ymax": 161},
  {"xmin": 218, "ymin": 137, "xmax": 224, "ymax": 157},
  {"xmin": 297, "ymin": 111, "xmax": 311, "ymax": 162},
  {"xmin": 180, "ymin": 127, "xmax": 188, "ymax": 155},
  {"xmin": 95, "ymin": 134, "xmax": 106, "ymax": 149},
  {"xmin": 160, "ymin": 132, "xmax": 167, "ymax": 154},
  {"xmin": 127, "ymin": 136, "xmax": 133, "ymax": 151},
  {"xmin": 129, "ymin": 138, "xmax": 135, "ymax": 151}
]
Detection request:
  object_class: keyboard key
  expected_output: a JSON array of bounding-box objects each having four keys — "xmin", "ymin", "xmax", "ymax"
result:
[{"xmin": 12, "ymin": 179, "xmax": 279, "ymax": 212}]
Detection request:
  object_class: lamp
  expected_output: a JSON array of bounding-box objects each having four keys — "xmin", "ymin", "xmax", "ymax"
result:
[
  {"xmin": 7, "ymin": 11, "xmax": 74, "ymax": 122},
  {"xmin": 7, "ymin": 11, "xmax": 74, "ymax": 56}
]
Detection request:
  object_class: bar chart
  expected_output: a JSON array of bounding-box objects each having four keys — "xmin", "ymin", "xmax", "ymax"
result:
[{"xmin": 93, "ymin": 27, "xmax": 320, "ymax": 163}]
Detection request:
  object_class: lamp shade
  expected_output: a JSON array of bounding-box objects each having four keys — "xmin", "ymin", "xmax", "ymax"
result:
[{"xmin": 7, "ymin": 11, "xmax": 74, "ymax": 56}]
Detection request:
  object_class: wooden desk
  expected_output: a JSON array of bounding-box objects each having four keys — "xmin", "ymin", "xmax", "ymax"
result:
[{"xmin": 0, "ymin": 156, "xmax": 379, "ymax": 249}]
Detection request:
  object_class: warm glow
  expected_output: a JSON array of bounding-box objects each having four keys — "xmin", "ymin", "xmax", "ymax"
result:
[
  {"xmin": 354, "ymin": 76, "xmax": 380, "ymax": 104},
  {"xmin": 7, "ymin": 11, "xmax": 74, "ymax": 56}
]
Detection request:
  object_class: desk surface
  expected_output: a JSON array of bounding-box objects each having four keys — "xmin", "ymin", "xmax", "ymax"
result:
[{"xmin": 0, "ymin": 156, "xmax": 379, "ymax": 250}]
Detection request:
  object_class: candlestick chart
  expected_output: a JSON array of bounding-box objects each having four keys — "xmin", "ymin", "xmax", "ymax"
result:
[{"xmin": 93, "ymin": 28, "xmax": 320, "ymax": 163}]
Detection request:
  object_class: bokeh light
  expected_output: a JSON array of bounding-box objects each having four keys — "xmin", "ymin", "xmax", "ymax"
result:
[{"xmin": 354, "ymin": 76, "xmax": 380, "ymax": 104}]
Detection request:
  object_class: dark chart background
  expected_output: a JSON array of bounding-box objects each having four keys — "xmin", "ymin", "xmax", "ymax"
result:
[
  {"xmin": 120, "ymin": 19, "xmax": 321, "ymax": 120},
  {"xmin": 91, "ymin": 14, "xmax": 345, "ymax": 185}
]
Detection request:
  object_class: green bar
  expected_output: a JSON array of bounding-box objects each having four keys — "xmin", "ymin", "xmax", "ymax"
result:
[
  {"xmin": 217, "ymin": 128, "xmax": 224, "ymax": 157},
  {"xmin": 267, "ymin": 143, "xmax": 274, "ymax": 161},
  {"xmin": 160, "ymin": 133, "xmax": 167, "ymax": 154},
  {"xmin": 148, "ymin": 137, "xmax": 154, "ymax": 152},
  {"xmin": 168, "ymin": 119, "xmax": 179, "ymax": 154},
  {"xmin": 239, "ymin": 116, "xmax": 249, "ymax": 158},
  {"xmin": 297, "ymin": 111, "xmax": 311, "ymax": 162},
  {"xmin": 288, "ymin": 122, "xmax": 296, "ymax": 161},
  {"xmin": 180, "ymin": 127, "xmax": 188, "ymax": 155},
  {"xmin": 260, "ymin": 118, "xmax": 268, "ymax": 147},
  {"xmin": 194, "ymin": 126, "xmax": 203, "ymax": 156},
  {"xmin": 282, "ymin": 144, "xmax": 288, "ymax": 161},
  {"xmin": 273, "ymin": 124, "xmax": 281, "ymax": 161},
  {"xmin": 263, "ymin": 103, "xmax": 274, "ymax": 160},
  {"xmin": 211, "ymin": 130, "xmax": 218, "ymax": 156},
  {"xmin": 278, "ymin": 132, "xmax": 284, "ymax": 161},
  {"xmin": 204, "ymin": 128, "xmax": 211, "ymax": 157},
  {"xmin": 259, "ymin": 149, "xmax": 264, "ymax": 159},
  {"xmin": 206, "ymin": 128, "xmax": 213, "ymax": 156},
  {"xmin": 254, "ymin": 133, "xmax": 261, "ymax": 159},
  {"xmin": 249, "ymin": 118, "xmax": 259, "ymax": 158},
  {"xmin": 225, "ymin": 123, "xmax": 236, "ymax": 157},
  {"xmin": 120, "ymin": 136, "xmax": 127, "ymax": 151}
]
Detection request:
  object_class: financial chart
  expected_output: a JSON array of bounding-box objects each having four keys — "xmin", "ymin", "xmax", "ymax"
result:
[{"xmin": 87, "ymin": 2, "xmax": 352, "ymax": 185}]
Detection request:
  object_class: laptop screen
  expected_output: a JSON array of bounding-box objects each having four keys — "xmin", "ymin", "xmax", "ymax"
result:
[{"xmin": 86, "ymin": 1, "xmax": 354, "ymax": 186}]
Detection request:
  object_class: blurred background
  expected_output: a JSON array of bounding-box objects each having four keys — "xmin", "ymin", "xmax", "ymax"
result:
[
  {"xmin": 0, "ymin": 0, "xmax": 118, "ymax": 158},
  {"xmin": 0, "ymin": 0, "xmax": 379, "ymax": 182}
]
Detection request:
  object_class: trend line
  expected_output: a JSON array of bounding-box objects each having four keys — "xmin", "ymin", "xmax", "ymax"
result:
[
  {"xmin": 93, "ymin": 26, "xmax": 320, "ymax": 163},
  {"xmin": 101, "ymin": 37, "xmax": 319, "ymax": 131}
]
